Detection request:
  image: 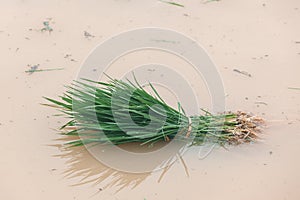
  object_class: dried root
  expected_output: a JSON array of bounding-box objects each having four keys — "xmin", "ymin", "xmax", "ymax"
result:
[{"xmin": 225, "ymin": 111, "xmax": 265, "ymax": 145}]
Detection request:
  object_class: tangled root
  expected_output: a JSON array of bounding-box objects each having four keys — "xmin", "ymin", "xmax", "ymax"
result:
[{"xmin": 226, "ymin": 111, "xmax": 265, "ymax": 145}]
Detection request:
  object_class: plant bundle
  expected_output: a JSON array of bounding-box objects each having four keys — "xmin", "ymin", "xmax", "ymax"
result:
[{"xmin": 45, "ymin": 77, "xmax": 264, "ymax": 148}]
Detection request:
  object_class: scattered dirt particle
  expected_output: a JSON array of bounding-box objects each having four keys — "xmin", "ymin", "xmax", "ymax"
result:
[
  {"xmin": 41, "ymin": 19, "xmax": 53, "ymax": 33},
  {"xmin": 26, "ymin": 64, "xmax": 40, "ymax": 75},
  {"xmin": 84, "ymin": 31, "xmax": 95, "ymax": 39},
  {"xmin": 64, "ymin": 54, "xmax": 72, "ymax": 58},
  {"xmin": 64, "ymin": 54, "xmax": 77, "ymax": 62}
]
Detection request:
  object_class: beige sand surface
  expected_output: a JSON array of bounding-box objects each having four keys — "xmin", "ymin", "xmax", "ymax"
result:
[{"xmin": 1, "ymin": 0, "xmax": 300, "ymax": 199}]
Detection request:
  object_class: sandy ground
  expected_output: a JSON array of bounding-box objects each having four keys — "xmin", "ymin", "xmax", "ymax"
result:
[{"xmin": 1, "ymin": 0, "xmax": 300, "ymax": 199}]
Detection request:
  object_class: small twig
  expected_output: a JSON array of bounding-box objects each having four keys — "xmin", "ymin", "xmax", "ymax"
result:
[
  {"xmin": 288, "ymin": 87, "xmax": 300, "ymax": 90},
  {"xmin": 203, "ymin": 0, "xmax": 221, "ymax": 4},
  {"xmin": 40, "ymin": 103, "xmax": 61, "ymax": 108},
  {"xmin": 254, "ymin": 101, "xmax": 268, "ymax": 106},
  {"xmin": 176, "ymin": 154, "xmax": 189, "ymax": 177},
  {"xmin": 233, "ymin": 69, "xmax": 252, "ymax": 77},
  {"xmin": 158, "ymin": 0, "xmax": 184, "ymax": 7},
  {"xmin": 25, "ymin": 68, "xmax": 64, "ymax": 74}
]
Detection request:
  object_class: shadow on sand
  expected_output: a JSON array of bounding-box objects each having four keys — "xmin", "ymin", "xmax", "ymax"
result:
[{"xmin": 51, "ymin": 135, "xmax": 189, "ymax": 193}]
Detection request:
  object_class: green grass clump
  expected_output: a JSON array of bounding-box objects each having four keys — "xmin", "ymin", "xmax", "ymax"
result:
[{"xmin": 45, "ymin": 77, "xmax": 264, "ymax": 147}]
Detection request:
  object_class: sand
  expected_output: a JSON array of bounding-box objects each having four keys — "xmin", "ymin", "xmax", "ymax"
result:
[{"xmin": 0, "ymin": 0, "xmax": 300, "ymax": 199}]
